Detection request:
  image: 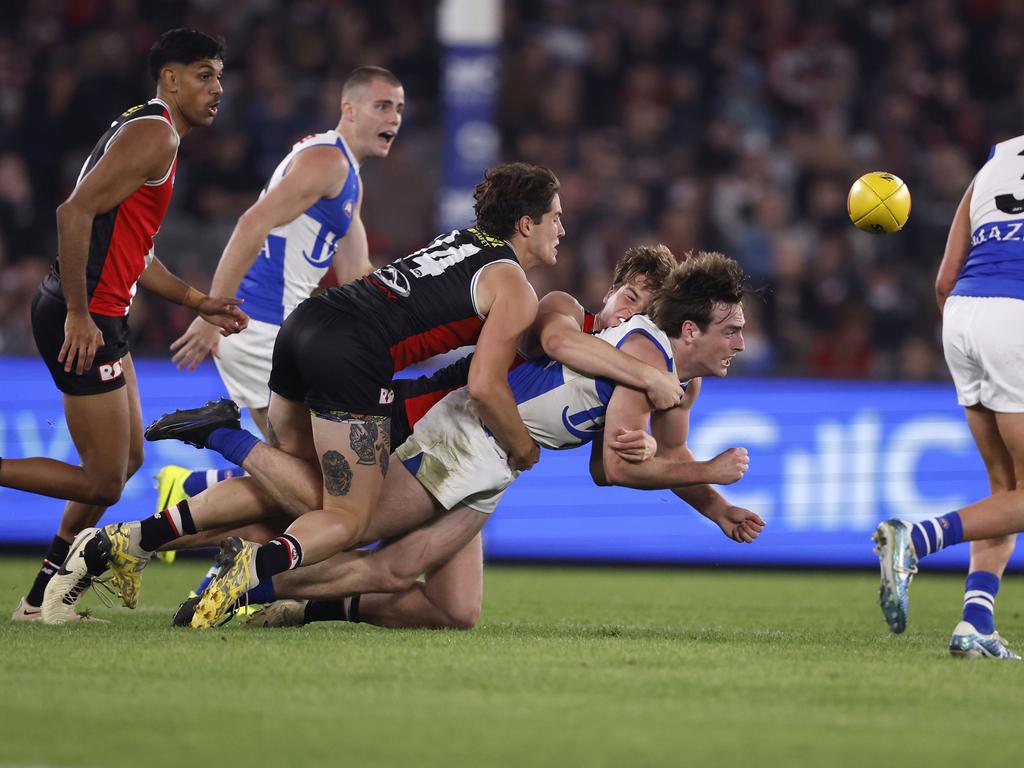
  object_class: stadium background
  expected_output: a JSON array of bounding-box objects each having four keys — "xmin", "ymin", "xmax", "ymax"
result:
[{"xmin": 0, "ymin": 0, "xmax": 1020, "ymax": 568}]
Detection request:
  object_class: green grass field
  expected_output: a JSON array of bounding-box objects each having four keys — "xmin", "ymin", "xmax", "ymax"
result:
[{"xmin": 1, "ymin": 557, "xmax": 1021, "ymax": 768}]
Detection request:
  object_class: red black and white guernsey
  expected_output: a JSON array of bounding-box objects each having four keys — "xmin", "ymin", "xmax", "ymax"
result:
[
  {"xmin": 321, "ymin": 227, "xmax": 523, "ymax": 369},
  {"xmin": 40, "ymin": 98, "xmax": 179, "ymax": 316},
  {"xmin": 269, "ymin": 227, "xmax": 526, "ymax": 417}
]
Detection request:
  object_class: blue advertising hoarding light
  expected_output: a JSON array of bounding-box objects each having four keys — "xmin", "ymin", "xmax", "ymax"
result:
[{"xmin": 0, "ymin": 358, "xmax": 1008, "ymax": 570}]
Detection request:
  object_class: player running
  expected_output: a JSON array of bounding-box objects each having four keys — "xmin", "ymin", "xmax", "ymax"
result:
[
  {"xmin": 4, "ymin": 29, "xmax": 248, "ymax": 624},
  {"xmin": 873, "ymin": 133, "xmax": 1024, "ymax": 659}
]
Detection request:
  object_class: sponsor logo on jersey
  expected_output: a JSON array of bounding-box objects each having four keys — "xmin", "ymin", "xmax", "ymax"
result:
[
  {"xmin": 98, "ymin": 359, "xmax": 124, "ymax": 382},
  {"xmin": 467, "ymin": 227, "xmax": 505, "ymax": 248},
  {"xmin": 121, "ymin": 103, "xmax": 146, "ymax": 118},
  {"xmin": 971, "ymin": 220, "xmax": 1024, "ymax": 247},
  {"xmin": 379, "ymin": 388, "xmax": 395, "ymax": 405},
  {"xmin": 372, "ymin": 265, "xmax": 411, "ymax": 297},
  {"xmin": 560, "ymin": 405, "xmax": 605, "ymax": 441},
  {"xmin": 303, "ymin": 224, "xmax": 341, "ymax": 267},
  {"xmin": 344, "ymin": 199, "xmax": 354, "ymax": 217}
]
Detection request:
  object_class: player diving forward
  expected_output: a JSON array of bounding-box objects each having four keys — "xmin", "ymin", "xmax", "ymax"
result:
[
  {"xmin": 238, "ymin": 251, "xmax": 762, "ymax": 631},
  {"xmin": 40, "ymin": 245, "xmax": 698, "ymax": 623},
  {"xmin": 69, "ymin": 251, "xmax": 756, "ymax": 629},
  {"xmin": 172, "ymin": 243, "xmax": 687, "ymax": 604}
]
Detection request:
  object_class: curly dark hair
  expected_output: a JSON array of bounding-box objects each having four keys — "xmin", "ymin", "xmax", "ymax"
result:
[
  {"xmin": 148, "ymin": 29, "xmax": 225, "ymax": 82},
  {"xmin": 612, "ymin": 244, "xmax": 677, "ymax": 291},
  {"xmin": 473, "ymin": 163, "xmax": 560, "ymax": 239},
  {"xmin": 648, "ymin": 251, "xmax": 747, "ymax": 337}
]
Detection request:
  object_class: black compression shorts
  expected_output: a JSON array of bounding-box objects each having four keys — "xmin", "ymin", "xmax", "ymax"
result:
[
  {"xmin": 31, "ymin": 289, "xmax": 130, "ymax": 396},
  {"xmin": 269, "ymin": 296, "xmax": 395, "ymax": 418}
]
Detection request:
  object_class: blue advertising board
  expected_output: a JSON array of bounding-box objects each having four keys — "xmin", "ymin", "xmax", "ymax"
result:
[
  {"xmin": 438, "ymin": 43, "xmax": 500, "ymax": 232},
  {"xmin": 0, "ymin": 358, "xmax": 1009, "ymax": 570}
]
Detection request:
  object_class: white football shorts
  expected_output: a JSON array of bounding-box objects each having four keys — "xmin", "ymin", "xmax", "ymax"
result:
[
  {"xmin": 395, "ymin": 388, "xmax": 520, "ymax": 515},
  {"xmin": 214, "ymin": 317, "xmax": 279, "ymax": 410},
  {"xmin": 943, "ymin": 295, "xmax": 1024, "ymax": 412}
]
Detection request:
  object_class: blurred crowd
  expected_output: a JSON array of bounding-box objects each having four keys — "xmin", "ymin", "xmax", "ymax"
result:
[{"xmin": 2, "ymin": 0, "xmax": 1023, "ymax": 381}]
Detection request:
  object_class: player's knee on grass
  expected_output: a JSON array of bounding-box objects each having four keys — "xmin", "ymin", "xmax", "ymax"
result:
[
  {"xmin": 442, "ymin": 600, "xmax": 480, "ymax": 631},
  {"xmin": 414, "ymin": 582, "xmax": 480, "ymax": 630}
]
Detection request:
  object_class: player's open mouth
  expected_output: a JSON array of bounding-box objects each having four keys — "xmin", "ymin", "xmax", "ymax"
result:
[
  {"xmin": 379, "ymin": 130, "xmax": 396, "ymax": 144},
  {"xmin": 207, "ymin": 102, "xmax": 220, "ymax": 117}
]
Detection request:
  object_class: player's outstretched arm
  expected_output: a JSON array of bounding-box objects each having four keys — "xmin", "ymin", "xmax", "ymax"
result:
[
  {"xmin": 470, "ymin": 263, "xmax": 540, "ymax": 472},
  {"xmin": 599, "ymin": 336, "xmax": 749, "ymax": 490},
  {"xmin": 171, "ymin": 145, "xmax": 348, "ymax": 370},
  {"xmin": 56, "ymin": 118, "xmax": 177, "ymax": 375},
  {"xmin": 531, "ymin": 292, "xmax": 681, "ymax": 410},
  {"xmin": 648, "ymin": 382, "xmax": 764, "ymax": 543},
  {"xmin": 935, "ymin": 180, "xmax": 973, "ymax": 314},
  {"xmin": 588, "ymin": 382, "xmax": 763, "ymax": 542}
]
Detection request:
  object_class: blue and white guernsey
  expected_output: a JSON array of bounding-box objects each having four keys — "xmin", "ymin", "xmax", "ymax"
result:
[
  {"xmin": 953, "ymin": 133, "xmax": 1024, "ymax": 300},
  {"xmin": 237, "ymin": 130, "xmax": 360, "ymax": 324},
  {"xmin": 395, "ymin": 313, "xmax": 676, "ymax": 514},
  {"xmin": 506, "ymin": 314, "xmax": 675, "ymax": 450}
]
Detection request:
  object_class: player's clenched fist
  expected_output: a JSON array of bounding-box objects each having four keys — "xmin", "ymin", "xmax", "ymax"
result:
[{"xmin": 704, "ymin": 447, "xmax": 749, "ymax": 485}]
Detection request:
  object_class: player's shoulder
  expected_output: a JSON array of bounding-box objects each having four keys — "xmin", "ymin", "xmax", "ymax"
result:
[
  {"xmin": 599, "ymin": 314, "xmax": 674, "ymax": 368},
  {"xmin": 121, "ymin": 98, "xmax": 172, "ymax": 120},
  {"xmin": 538, "ymin": 290, "xmax": 583, "ymax": 316},
  {"xmin": 600, "ymin": 314, "xmax": 669, "ymax": 345},
  {"xmin": 108, "ymin": 100, "xmax": 177, "ymax": 156},
  {"xmin": 290, "ymin": 133, "xmax": 350, "ymax": 166},
  {"xmin": 293, "ymin": 129, "xmax": 345, "ymax": 150},
  {"xmin": 987, "ymin": 133, "xmax": 1024, "ymax": 164},
  {"xmin": 117, "ymin": 99, "xmax": 175, "ymax": 136}
]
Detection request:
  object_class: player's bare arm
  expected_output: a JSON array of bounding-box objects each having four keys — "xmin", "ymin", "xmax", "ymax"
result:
[
  {"xmin": 137, "ymin": 257, "xmax": 248, "ymax": 335},
  {"xmin": 597, "ymin": 335, "xmax": 747, "ymax": 490},
  {"xmin": 55, "ymin": 118, "xmax": 178, "ymax": 375},
  {"xmin": 529, "ymin": 291, "xmax": 682, "ymax": 410},
  {"xmin": 470, "ymin": 263, "xmax": 540, "ymax": 472},
  {"xmin": 588, "ymin": 430, "xmax": 658, "ymax": 477},
  {"xmin": 333, "ymin": 188, "xmax": 371, "ymax": 283},
  {"xmin": 648, "ymin": 384, "xmax": 763, "ymax": 543},
  {"xmin": 935, "ymin": 180, "xmax": 974, "ymax": 314},
  {"xmin": 519, "ymin": 290, "xmax": 584, "ymax": 356},
  {"xmin": 172, "ymin": 145, "xmax": 349, "ymax": 369}
]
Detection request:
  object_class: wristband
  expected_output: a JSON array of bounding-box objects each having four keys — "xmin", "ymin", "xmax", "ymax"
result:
[{"xmin": 183, "ymin": 287, "xmax": 206, "ymax": 310}]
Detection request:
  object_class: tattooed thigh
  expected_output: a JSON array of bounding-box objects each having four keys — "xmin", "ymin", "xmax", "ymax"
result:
[
  {"xmin": 349, "ymin": 422, "xmax": 379, "ymax": 466},
  {"xmin": 321, "ymin": 450, "xmax": 352, "ymax": 496}
]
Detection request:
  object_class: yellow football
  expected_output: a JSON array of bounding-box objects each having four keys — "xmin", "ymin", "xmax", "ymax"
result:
[{"xmin": 847, "ymin": 171, "xmax": 911, "ymax": 234}]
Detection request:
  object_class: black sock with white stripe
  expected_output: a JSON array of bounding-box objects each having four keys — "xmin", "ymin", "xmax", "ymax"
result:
[
  {"xmin": 255, "ymin": 534, "xmax": 303, "ymax": 581},
  {"xmin": 139, "ymin": 500, "xmax": 197, "ymax": 552}
]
